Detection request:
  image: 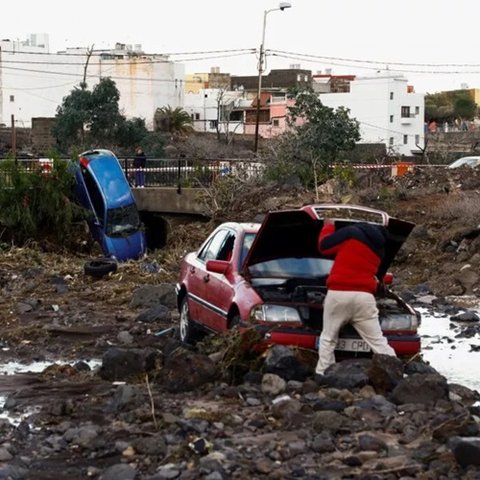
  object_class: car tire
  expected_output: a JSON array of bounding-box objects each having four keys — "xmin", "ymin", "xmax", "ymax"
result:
[
  {"xmin": 179, "ymin": 297, "xmax": 199, "ymax": 345},
  {"xmin": 84, "ymin": 257, "xmax": 118, "ymax": 278}
]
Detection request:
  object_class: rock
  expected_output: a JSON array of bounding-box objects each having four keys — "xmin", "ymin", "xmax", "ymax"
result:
[
  {"xmin": 160, "ymin": 349, "xmax": 217, "ymax": 393},
  {"xmin": 450, "ymin": 436, "xmax": 480, "ymax": 467},
  {"xmin": 311, "ymin": 431, "xmax": 336, "ymax": 453},
  {"xmin": 50, "ymin": 275, "xmax": 68, "ymax": 294},
  {"xmin": 262, "ymin": 345, "xmax": 310, "ymax": 381},
  {"xmin": 357, "ymin": 433, "xmax": 388, "ymax": 452},
  {"xmin": 390, "ymin": 373, "xmax": 449, "ymax": 405},
  {"xmin": 322, "ymin": 359, "xmax": 371, "ymax": 389},
  {"xmin": 117, "ymin": 331, "xmax": 134, "ymax": 345},
  {"xmin": 130, "ymin": 284, "xmax": 176, "ymax": 309},
  {"xmin": 450, "ymin": 311, "xmax": 480, "ymax": 323},
  {"xmin": 99, "ymin": 464, "xmax": 137, "ymax": 480},
  {"xmin": 99, "ymin": 347, "xmax": 159, "ymax": 381},
  {"xmin": 261, "ymin": 373, "xmax": 286, "ymax": 395},
  {"xmin": 312, "ymin": 410, "xmax": 346, "ymax": 433},
  {"xmin": 136, "ymin": 304, "xmax": 172, "ymax": 323},
  {"xmin": 368, "ymin": 354, "xmax": 404, "ymax": 393},
  {"xmin": 404, "ymin": 360, "xmax": 438, "ymax": 375},
  {"xmin": 312, "ymin": 398, "xmax": 347, "ymax": 412},
  {"xmin": 133, "ymin": 434, "xmax": 167, "ymax": 456}
]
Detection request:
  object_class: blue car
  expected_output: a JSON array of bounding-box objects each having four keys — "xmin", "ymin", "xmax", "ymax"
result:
[{"xmin": 72, "ymin": 149, "xmax": 146, "ymax": 261}]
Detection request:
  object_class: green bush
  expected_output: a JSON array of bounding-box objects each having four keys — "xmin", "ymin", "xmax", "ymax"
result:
[{"xmin": 0, "ymin": 157, "xmax": 87, "ymax": 245}]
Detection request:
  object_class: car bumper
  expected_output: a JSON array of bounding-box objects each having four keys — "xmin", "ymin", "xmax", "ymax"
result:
[{"xmin": 251, "ymin": 325, "xmax": 421, "ymax": 356}]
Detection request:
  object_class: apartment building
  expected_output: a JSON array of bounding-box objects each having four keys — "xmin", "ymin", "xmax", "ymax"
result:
[{"xmin": 0, "ymin": 35, "xmax": 184, "ymax": 129}]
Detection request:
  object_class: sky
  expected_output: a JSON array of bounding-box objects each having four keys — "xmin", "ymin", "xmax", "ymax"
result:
[{"xmin": 4, "ymin": 0, "xmax": 480, "ymax": 95}]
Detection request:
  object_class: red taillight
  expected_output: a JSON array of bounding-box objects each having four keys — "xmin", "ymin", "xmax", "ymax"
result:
[
  {"xmin": 79, "ymin": 157, "xmax": 90, "ymax": 168},
  {"xmin": 383, "ymin": 272, "xmax": 393, "ymax": 285}
]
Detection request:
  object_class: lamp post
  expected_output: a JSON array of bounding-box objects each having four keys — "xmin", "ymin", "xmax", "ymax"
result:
[{"xmin": 253, "ymin": 1, "xmax": 292, "ymax": 153}]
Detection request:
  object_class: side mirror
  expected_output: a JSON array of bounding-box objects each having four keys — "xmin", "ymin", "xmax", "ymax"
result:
[{"xmin": 206, "ymin": 260, "xmax": 229, "ymax": 275}]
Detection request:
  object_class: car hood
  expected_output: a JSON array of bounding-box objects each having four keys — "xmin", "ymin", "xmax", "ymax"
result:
[{"xmin": 243, "ymin": 208, "xmax": 415, "ymax": 278}]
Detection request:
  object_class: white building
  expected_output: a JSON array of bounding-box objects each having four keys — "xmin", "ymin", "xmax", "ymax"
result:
[
  {"xmin": 319, "ymin": 73, "xmax": 425, "ymax": 156},
  {"xmin": 0, "ymin": 35, "xmax": 184, "ymax": 129},
  {"xmin": 184, "ymin": 88, "xmax": 245, "ymax": 135}
]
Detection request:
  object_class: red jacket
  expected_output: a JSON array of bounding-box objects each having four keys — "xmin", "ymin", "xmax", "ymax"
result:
[{"xmin": 318, "ymin": 222, "xmax": 387, "ymax": 294}]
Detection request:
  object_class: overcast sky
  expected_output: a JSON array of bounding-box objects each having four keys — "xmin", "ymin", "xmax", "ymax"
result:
[{"xmin": 4, "ymin": 0, "xmax": 480, "ymax": 95}]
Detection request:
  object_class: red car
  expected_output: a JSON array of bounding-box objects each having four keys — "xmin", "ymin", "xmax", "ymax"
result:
[{"xmin": 176, "ymin": 204, "xmax": 420, "ymax": 357}]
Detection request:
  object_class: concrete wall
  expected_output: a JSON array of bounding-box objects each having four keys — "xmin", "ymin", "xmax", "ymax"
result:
[{"xmin": 133, "ymin": 187, "xmax": 208, "ymax": 216}]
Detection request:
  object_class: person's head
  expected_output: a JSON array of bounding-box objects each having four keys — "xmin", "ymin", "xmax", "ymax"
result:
[{"xmin": 136, "ymin": 146, "xmax": 143, "ymax": 155}]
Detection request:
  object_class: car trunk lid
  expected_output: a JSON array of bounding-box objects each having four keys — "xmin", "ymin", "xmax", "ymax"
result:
[{"xmin": 243, "ymin": 205, "xmax": 415, "ymax": 278}]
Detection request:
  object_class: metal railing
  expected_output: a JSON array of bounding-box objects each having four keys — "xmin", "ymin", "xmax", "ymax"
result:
[
  {"xmin": 0, "ymin": 158, "xmax": 266, "ymax": 189},
  {"xmin": 119, "ymin": 158, "xmax": 265, "ymax": 188}
]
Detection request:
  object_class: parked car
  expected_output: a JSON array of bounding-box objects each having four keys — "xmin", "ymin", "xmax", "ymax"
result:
[
  {"xmin": 448, "ymin": 156, "xmax": 480, "ymax": 169},
  {"xmin": 176, "ymin": 204, "xmax": 420, "ymax": 357},
  {"xmin": 72, "ymin": 149, "xmax": 145, "ymax": 261}
]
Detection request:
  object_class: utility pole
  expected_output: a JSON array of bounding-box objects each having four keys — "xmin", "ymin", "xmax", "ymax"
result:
[
  {"xmin": 82, "ymin": 45, "xmax": 94, "ymax": 87},
  {"xmin": 11, "ymin": 114, "xmax": 16, "ymax": 165}
]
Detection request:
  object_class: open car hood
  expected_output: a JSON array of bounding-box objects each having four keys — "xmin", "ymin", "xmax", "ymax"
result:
[{"xmin": 243, "ymin": 205, "xmax": 415, "ymax": 278}]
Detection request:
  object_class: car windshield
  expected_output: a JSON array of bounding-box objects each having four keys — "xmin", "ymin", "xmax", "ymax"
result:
[
  {"xmin": 106, "ymin": 204, "xmax": 141, "ymax": 236},
  {"xmin": 449, "ymin": 157, "xmax": 480, "ymax": 168},
  {"xmin": 241, "ymin": 233, "xmax": 334, "ymax": 278}
]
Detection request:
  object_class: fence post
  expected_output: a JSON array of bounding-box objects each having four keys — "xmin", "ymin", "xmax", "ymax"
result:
[{"xmin": 177, "ymin": 158, "xmax": 182, "ymax": 194}]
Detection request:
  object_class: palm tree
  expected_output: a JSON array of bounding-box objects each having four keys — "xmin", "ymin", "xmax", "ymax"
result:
[{"xmin": 154, "ymin": 106, "xmax": 192, "ymax": 134}]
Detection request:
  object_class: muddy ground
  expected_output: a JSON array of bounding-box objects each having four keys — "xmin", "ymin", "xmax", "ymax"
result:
[{"xmin": 0, "ymin": 165, "xmax": 480, "ymax": 479}]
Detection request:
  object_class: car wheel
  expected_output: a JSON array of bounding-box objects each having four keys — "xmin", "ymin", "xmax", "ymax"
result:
[
  {"xmin": 179, "ymin": 297, "xmax": 199, "ymax": 345},
  {"xmin": 84, "ymin": 257, "xmax": 118, "ymax": 278}
]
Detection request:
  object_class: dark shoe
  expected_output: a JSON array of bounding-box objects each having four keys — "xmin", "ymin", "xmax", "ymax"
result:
[{"xmin": 314, "ymin": 373, "xmax": 326, "ymax": 386}]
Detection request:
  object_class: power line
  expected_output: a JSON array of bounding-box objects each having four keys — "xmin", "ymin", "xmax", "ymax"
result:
[
  {"xmin": 269, "ymin": 52, "xmax": 480, "ymax": 75},
  {"xmin": 0, "ymin": 47, "xmax": 256, "ymax": 58},
  {"xmin": 269, "ymin": 49, "xmax": 480, "ymax": 69}
]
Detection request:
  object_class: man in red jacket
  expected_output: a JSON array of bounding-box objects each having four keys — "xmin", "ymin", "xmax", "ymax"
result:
[{"xmin": 315, "ymin": 220, "xmax": 396, "ymax": 377}]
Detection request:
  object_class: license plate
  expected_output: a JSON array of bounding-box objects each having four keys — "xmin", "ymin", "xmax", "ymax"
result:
[
  {"xmin": 315, "ymin": 337, "xmax": 371, "ymax": 352},
  {"xmin": 336, "ymin": 338, "xmax": 371, "ymax": 352}
]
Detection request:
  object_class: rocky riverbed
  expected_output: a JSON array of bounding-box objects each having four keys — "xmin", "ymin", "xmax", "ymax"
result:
[
  {"xmin": 0, "ymin": 253, "xmax": 479, "ymax": 479},
  {"xmin": 1, "ymin": 164, "xmax": 480, "ymax": 478}
]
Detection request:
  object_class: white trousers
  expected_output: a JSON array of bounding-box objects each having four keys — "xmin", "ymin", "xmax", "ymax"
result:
[{"xmin": 315, "ymin": 290, "xmax": 396, "ymax": 375}]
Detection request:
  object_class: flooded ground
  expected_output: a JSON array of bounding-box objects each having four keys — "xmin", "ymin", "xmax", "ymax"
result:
[{"xmin": 418, "ymin": 307, "xmax": 480, "ymax": 392}]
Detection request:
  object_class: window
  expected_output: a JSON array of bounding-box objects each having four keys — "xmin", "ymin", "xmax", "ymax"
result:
[
  {"xmin": 390, "ymin": 115, "xmax": 394, "ymax": 123},
  {"xmin": 81, "ymin": 168, "xmax": 105, "ymax": 224},
  {"xmin": 272, "ymin": 119, "xmax": 280, "ymax": 127},
  {"xmin": 389, "ymin": 137, "xmax": 394, "ymax": 146},
  {"xmin": 271, "ymin": 93, "xmax": 286, "ymax": 103},
  {"xmin": 390, "ymin": 92, "xmax": 394, "ymax": 100},
  {"xmin": 297, "ymin": 74, "xmax": 302, "ymax": 82},
  {"xmin": 195, "ymin": 113, "xmax": 200, "ymax": 120},
  {"xmin": 401, "ymin": 106, "xmax": 411, "ymax": 118},
  {"xmin": 415, "ymin": 106, "xmax": 420, "ymax": 115},
  {"xmin": 198, "ymin": 230, "xmax": 230, "ymax": 262},
  {"xmin": 9, "ymin": 95, "xmax": 14, "ymax": 102},
  {"xmin": 415, "ymin": 134, "xmax": 420, "ymax": 145},
  {"xmin": 209, "ymin": 120, "xmax": 218, "ymax": 129},
  {"xmin": 403, "ymin": 135, "xmax": 408, "ymax": 144}
]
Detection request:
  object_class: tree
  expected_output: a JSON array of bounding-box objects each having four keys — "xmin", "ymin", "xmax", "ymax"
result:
[
  {"xmin": 53, "ymin": 85, "xmax": 92, "ymax": 148},
  {"xmin": 89, "ymin": 78, "xmax": 124, "ymax": 143},
  {"xmin": 265, "ymin": 88, "xmax": 360, "ymax": 197},
  {"xmin": 425, "ymin": 90, "xmax": 478, "ymax": 122},
  {"xmin": 53, "ymin": 78, "xmax": 156, "ymax": 154},
  {"xmin": 154, "ymin": 106, "xmax": 192, "ymax": 135}
]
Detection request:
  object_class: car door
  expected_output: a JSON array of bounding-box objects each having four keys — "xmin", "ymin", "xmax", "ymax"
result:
[
  {"xmin": 203, "ymin": 230, "xmax": 237, "ymax": 332},
  {"xmin": 187, "ymin": 229, "xmax": 230, "ymax": 329}
]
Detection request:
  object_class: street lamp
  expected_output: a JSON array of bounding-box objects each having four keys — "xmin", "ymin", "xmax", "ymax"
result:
[{"xmin": 254, "ymin": 1, "xmax": 292, "ymax": 153}]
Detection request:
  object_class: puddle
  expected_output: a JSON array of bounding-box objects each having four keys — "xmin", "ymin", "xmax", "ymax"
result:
[
  {"xmin": 0, "ymin": 359, "xmax": 101, "ymax": 425},
  {"xmin": 418, "ymin": 307, "xmax": 480, "ymax": 392}
]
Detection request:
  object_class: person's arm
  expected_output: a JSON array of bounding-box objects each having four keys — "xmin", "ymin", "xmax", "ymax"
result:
[{"xmin": 318, "ymin": 223, "xmax": 355, "ymax": 255}]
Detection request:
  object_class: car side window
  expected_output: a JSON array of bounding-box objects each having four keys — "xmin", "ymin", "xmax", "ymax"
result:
[
  {"xmin": 82, "ymin": 167, "xmax": 105, "ymax": 224},
  {"xmin": 217, "ymin": 232, "xmax": 236, "ymax": 261},
  {"xmin": 198, "ymin": 230, "xmax": 229, "ymax": 262}
]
